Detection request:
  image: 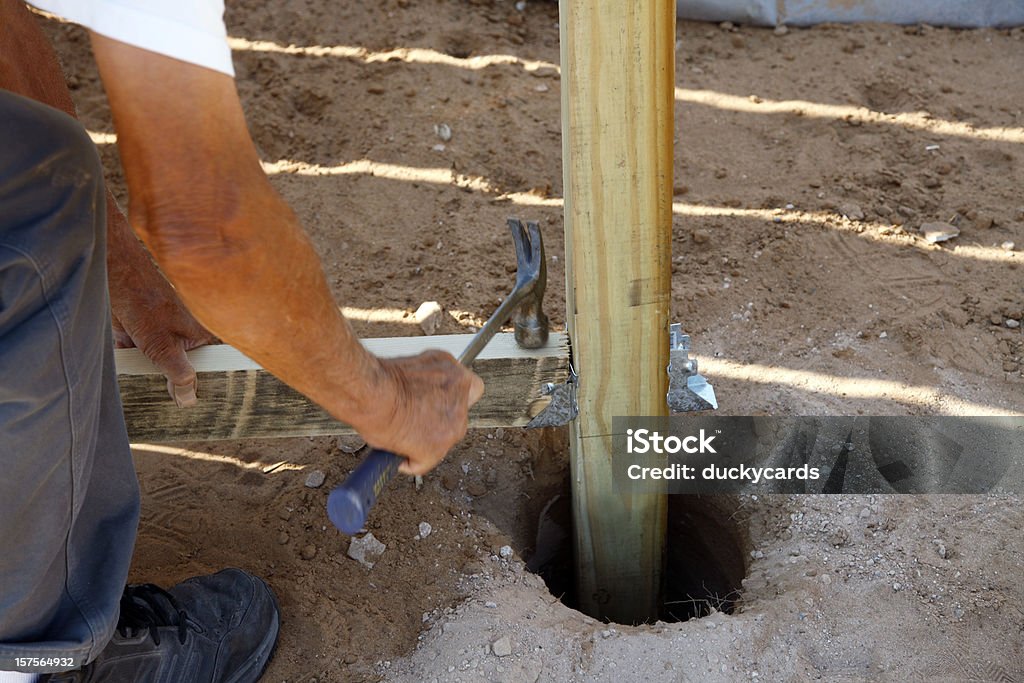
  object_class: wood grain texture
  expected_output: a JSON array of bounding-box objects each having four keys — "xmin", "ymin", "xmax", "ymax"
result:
[
  {"xmin": 559, "ymin": 0, "xmax": 674, "ymax": 623},
  {"xmin": 117, "ymin": 333, "xmax": 569, "ymax": 442}
]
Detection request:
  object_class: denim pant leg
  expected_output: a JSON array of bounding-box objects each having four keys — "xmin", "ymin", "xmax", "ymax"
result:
[{"xmin": 0, "ymin": 91, "xmax": 139, "ymax": 673}]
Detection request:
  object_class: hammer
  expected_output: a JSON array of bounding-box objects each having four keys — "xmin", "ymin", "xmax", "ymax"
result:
[{"xmin": 327, "ymin": 219, "xmax": 548, "ymax": 534}]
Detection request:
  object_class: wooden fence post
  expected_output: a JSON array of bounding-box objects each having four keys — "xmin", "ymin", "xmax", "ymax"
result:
[{"xmin": 559, "ymin": 0, "xmax": 675, "ymax": 623}]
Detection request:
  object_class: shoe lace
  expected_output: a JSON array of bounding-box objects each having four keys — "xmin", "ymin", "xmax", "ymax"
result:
[{"xmin": 116, "ymin": 584, "xmax": 189, "ymax": 647}]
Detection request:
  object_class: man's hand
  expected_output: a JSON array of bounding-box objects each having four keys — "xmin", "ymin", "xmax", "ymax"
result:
[
  {"xmin": 106, "ymin": 195, "xmax": 217, "ymax": 407},
  {"xmin": 361, "ymin": 351, "xmax": 485, "ymax": 476}
]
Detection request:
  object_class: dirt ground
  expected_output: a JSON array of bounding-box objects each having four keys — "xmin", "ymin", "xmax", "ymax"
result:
[{"xmin": 43, "ymin": 1, "xmax": 1024, "ymax": 681}]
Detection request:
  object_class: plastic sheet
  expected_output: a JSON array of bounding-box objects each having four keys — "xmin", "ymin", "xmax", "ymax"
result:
[{"xmin": 677, "ymin": 0, "xmax": 1024, "ymax": 28}]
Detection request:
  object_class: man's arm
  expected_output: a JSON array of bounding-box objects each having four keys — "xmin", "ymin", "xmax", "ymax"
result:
[
  {"xmin": 0, "ymin": 0, "xmax": 216, "ymax": 407},
  {"xmin": 89, "ymin": 35, "xmax": 482, "ymax": 474}
]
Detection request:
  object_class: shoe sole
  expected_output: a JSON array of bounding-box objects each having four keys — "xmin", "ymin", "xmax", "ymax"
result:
[{"xmin": 224, "ymin": 579, "xmax": 281, "ymax": 683}]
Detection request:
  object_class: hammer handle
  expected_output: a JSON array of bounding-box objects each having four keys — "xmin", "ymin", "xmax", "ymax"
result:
[{"xmin": 327, "ymin": 448, "xmax": 402, "ymax": 535}]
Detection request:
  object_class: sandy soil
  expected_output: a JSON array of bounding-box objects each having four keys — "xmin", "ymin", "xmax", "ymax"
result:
[{"xmin": 42, "ymin": 1, "xmax": 1024, "ymax": 681}]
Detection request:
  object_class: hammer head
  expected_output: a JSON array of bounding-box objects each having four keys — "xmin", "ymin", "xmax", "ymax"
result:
[{"xmin": 508, "ymin": 218, "xmax": 549, "ymax": 349}]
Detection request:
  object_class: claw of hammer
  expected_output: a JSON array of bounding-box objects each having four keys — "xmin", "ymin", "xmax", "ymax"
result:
[{"xmin": 508, "ymin": 219, "xmax": 549, "ymax": 350}]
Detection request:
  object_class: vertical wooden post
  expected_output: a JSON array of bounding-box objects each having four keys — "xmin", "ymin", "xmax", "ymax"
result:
[{"xmin": 559, "ymin": 1, "xmax": 675, "ymax": 623}]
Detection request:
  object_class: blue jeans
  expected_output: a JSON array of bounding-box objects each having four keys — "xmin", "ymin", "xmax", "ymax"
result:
[{"xmin": 0, "ymin": 91, "xmax": 139, "ymax": 673}]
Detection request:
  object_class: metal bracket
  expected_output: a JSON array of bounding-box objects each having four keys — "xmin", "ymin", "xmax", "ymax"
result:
[
  {"xmin": 526, "ymin": 364, "xmax": 579, "ymax": 428},
  {"xmin": 667, "ymin": 323, "xmax": 718, "ymax": 412}
]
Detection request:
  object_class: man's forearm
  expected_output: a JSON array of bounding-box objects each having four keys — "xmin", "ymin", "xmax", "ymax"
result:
[
  {"xmin": 83, "ymin": 32, "xmax": 482, "ymax": 472},
  {"xmin": 0, "ymin": 8, "xmax": 392, "ymax": 438},
  {"xmin": 88, "ymin": 35, "xmax": 398, "ymax": 436}
]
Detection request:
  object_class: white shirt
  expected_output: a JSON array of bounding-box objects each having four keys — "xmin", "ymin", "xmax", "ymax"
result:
[{"xmin": 30, "ymin": 0, "xmax": 234, "ymax": 76}]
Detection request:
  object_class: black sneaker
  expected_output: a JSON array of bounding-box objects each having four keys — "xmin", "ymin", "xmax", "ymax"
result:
[{"xmin": 49, "ymin": 568, "xmax": 279, "ymax": 683}]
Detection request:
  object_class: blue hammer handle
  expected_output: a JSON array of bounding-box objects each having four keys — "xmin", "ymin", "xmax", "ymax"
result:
[{"xmin": 327, "ymin": 449, "xmax": 402, "ymax": 535}]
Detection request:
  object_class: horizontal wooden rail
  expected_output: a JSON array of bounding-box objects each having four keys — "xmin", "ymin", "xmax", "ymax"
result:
[{"xmin": 117, "ymin": 332, "xmax": 569, "ymax": 443}]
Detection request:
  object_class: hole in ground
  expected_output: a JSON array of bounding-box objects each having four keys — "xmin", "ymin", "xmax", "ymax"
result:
[{"xmin": 525, "ymin": 493, "xmax": 749, "ymax": 624}]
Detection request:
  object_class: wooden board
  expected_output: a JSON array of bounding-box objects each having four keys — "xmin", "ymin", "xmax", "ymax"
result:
[
  {"xmin": 117, "ymin": 332, "xmax": 570, "ymax": 442},
  {"xmin": 559, "ymin": 0, "xmax": 674, "ymax": 623}
]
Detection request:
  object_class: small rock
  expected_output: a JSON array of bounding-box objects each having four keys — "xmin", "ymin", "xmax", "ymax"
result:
[
  {"xmin": 773, "ymin": 24, "xmax": 789, "ymax": 35},
  {"xmin": 820, "ymin": 574, "xmax": 832, "ymax": 585},
  {"xmin": 434, "ymin": 123, "xmax": 452, "ymax": 141},
  {"xmin": 1001, "ymin": 241, "xmax": 1016, "ymax": 251},
  {"xmin": 534, "ymin": 83, "xmax": 549, "ymax": 93},
  {"xmin": 415, "ymin": 301, "xmax": 444, "ymax": 335},
  {"xmin": 878, "ymin": 331, "xmax": 888, "ymax": 339},
  {"xmin": 1003, "ymin": 360, "xmax": 1020, "ymax": 373},
  {"xmin": 839, "ymin": 203, "xmax": 865, "ymax": 221},
  {"xmin": 347, "ymin": 532, "xmax": 387, "ymax": 569},
  {"xmin": 467, "ymin": 480, "xmax": 487, "ymax": 497},
  {"xmin": 418, "ymin": 521, "xmax": 432, "ymax": 539},
  {"xmin": 750, "ymin": 549, "xmax": 764, "ymax": 559},
  {"xmin": 920, "ymin": 221, "xmax": 959, "ymax": 243},
  {"xmin": 305, "ymin": 470, "xmax": 326, "ymax": 488},
  {"xmin": 484, "ymin": 601, "xmax": 498, "ymax": 608},
  {"xmin": 277, "ymin": 531, "xmax": 290, "ymax": 545},
  {"xmin": 991, "ymin": 313, "xmax": 1004, "ymax": 326},
  {"xmin": 1007, "ymin": 319, "xmax": 1021, "ymax": 329},
  {"xmin": 337, "ymin": 435, "xmax": 366, "ymax": 453},
  {"xmin": 498, "ymin": 545, "xmax": 514, "ymax": 559},
  {"xmin": 974, "ymin": 213, "xmax": 994, "ymax": 230},
  {"xmin": 301, "ymin": 544, "xmax": 318, "ymax": 560},
  {"xmin": 893, "ymin": 582, "xmax": 902, "ymax": 591},
  {"xmin": 491, "ymin": 636, "xmax": 512, "ymax": 657},
  {"xmin": 441, "ymin": 471, "xmax": 459, "ymax": 491},
  {"xmin": 933, "ymin": 540, "xmax": 948, "ymax": 559},
  {"xmin": 691, "ymin": 229, "xmax": 711, "ymax": 245},
  {"xmin": 514, "ymin": 0, "xmax": 526, "ymax": 10}
]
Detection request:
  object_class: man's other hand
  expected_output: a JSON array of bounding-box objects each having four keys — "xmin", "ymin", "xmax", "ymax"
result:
[{"xmin": 106, "ymin": 195, "xmax": 216, "ymax": 407}]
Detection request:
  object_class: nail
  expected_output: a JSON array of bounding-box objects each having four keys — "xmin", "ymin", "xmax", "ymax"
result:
[{"xmin": 168, "ymin": 379, "xmax": 198, "ymax": 408}]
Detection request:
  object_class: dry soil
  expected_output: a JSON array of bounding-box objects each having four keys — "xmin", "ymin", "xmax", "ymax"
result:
[{"xmin": 43, "ymin": 1, "xmax": 1024, "ymax": 681}]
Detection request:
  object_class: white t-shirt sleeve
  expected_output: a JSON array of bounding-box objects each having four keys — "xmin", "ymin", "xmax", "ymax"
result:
[{"xmin": 30, "ymin": 0, "xmax": 234, "ymax": 76}]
